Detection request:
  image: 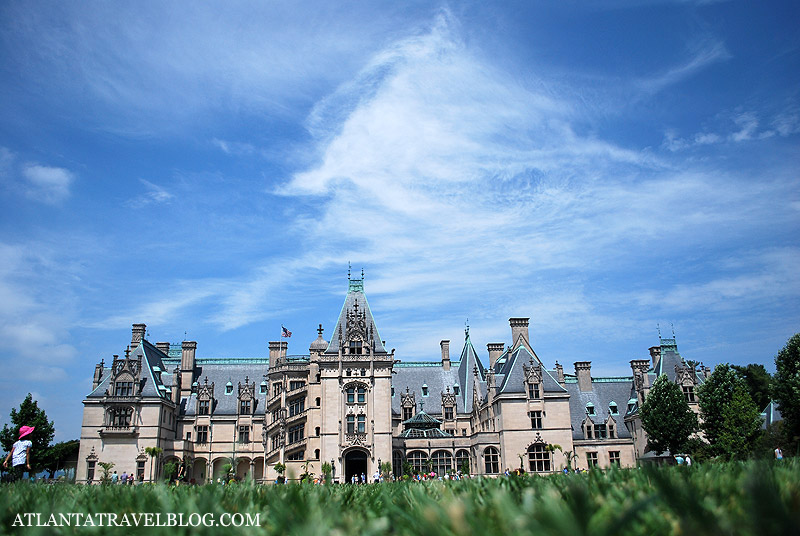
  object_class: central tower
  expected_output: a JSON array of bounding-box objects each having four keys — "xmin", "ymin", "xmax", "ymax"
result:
[{"xmin": 318, "ymin": 272, "xmax": 394, "ymax": 482}]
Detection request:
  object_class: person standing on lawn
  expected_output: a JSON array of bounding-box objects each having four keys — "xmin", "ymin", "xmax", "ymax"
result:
[{"xmin": 2, "ymin": 425, "xmax": 34, "ymax": 482}]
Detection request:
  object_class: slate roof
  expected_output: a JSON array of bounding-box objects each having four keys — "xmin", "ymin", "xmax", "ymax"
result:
[
  {"xmin": 393, "ymin": 362, "xmax": 461, "ymax": 415},
  {"xmin": 325, "ymin": 277, "xmax": 387, "ymax": 354},
  {"xmin": 495, "ymin": 345, "xmax": 566, "ymax": 395},
  {"xmin": 761, "ymin": 401, "xmax": 783, "ymax": 429},
  {"xmin": 565, "ymin": 375, "xmax": 634, "ymax": 440},
  {"xmin": 179, "ymin": 361, "xmax": 269, "ymax": 416},
  {"xmin": 87, "ymin": 339, "xmax": 172, "ymax": 400},
  {"xmin": 456, "ymin": 331, "xmax": 486, "ymax": 413},
  {"xmin": 653, "ymin": 338, "xmax": 707, "ymax": 384}
]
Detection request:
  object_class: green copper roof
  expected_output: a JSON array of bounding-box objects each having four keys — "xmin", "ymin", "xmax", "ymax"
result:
[{"xmin": 402, "ymin": 410, "xmax": 442, "ymax": 429}]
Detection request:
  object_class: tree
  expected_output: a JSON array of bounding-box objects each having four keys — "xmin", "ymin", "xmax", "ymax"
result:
[
  {"xmin": 0, "ymin": 393, "xmax": 56, "ymax": 472},
  {"xmin": 273, "ymin": 462, "xmax": 286, "ymax": 483},
  {"xmin": 773, "ymin": 333, "xmax": 800, "ymax": 449},
  {"xmin": 163, "ymin": 461, "xmax": 178, "ymax": 482},
  {"xmin": 145, "ymin": 447, "xmax": 163, "ymax": 482},
  {"xmin": 379, "ymin": 461, "xmax": 392, "ymax": 479},
  {"xmin": 321, "ymin": 461, "xmax": 332, "ymax": 484},
  {"xmin": 640, "ymin": 375, "xmax": 698, "ymax": 455},
  {"xmin": 42, "ymin": 440, "xmax": 80, "ymax": 479},
  {"xmin": 716, "ymin": 382, "xmax": 763, "ymax": 460},
  {"xmin": 98, "ymin": 462, "xmax": 115, "ymax": 485},
  {"xmin": 732, "ymin": 364, "xmax": 772, "ymax": 411},
  {"xmin": 697, "ymin": 363, "xmax": 761, "ymax": 457}
]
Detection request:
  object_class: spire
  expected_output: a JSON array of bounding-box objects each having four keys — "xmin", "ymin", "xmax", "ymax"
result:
[{"xmin": 326, "ymin": 269, "xmax": 385, "ymax": 354}]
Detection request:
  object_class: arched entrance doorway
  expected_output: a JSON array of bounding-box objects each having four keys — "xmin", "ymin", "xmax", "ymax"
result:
[{"xmin": 344, "ymin": 449, "xmax": 368, "ymax": 483}]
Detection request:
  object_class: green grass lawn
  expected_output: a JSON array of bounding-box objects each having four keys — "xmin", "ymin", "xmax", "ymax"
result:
[{"xmin": 1, "ymin": 460, "xmax": 798, "ymax": 535}]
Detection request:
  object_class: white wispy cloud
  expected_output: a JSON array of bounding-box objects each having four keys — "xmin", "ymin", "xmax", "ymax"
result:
[
  {"xmin": 638, "ymin": 40, "xmax": 730, "ymax": 94},
  {"xmin": 0, "ymin": 2, "xmax": 436, "ymax": 135},
  {"xmin": 126, "ymin": 179, "xmax": 174, "ymax": 207},
  {"xmin": 663, "ymin": 107, "xmax": 800, "ymax": 150}
]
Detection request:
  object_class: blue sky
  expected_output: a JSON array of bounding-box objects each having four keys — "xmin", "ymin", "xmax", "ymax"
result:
[{"xmin": 0, "ymin": 1, "xmax": 798, "ymax": 441}]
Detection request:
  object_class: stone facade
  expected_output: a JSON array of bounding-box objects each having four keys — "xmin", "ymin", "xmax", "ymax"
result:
[{"xmin": 76, "ymin": 276, "xmax": 705, "ymax": 483}]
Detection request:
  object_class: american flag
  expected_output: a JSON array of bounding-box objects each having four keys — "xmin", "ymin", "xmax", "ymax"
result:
[{"xmin": 281, "ymin": 325, "xmax": 292, "ymax": 338}]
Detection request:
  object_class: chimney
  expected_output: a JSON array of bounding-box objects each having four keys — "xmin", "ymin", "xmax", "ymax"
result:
[
  {"xmin": 440, "ymin": 340, "xmax": 451, "ymax": 371},
  {"xmin": 171, "ymin": 368, "xmax": 181, "ymax": 404},
  {"xmin": 555, "ymin": 361, "xmax": 565, "ymax": 386},
  {"xmin": 648, "ymin": 346, "xmax": 661, "ymax": 370},
  {"xmin": 574, "ymin": 361, "xmax": 592, "ymax": 392},
  {"xmin": 269, "ymin": 341, "xmax": 281, "ymax": 368},
  {"xmin": 156, "ymin": 342, "xmax": 170, "ymax": 355},
  {"xmin": 630, "ymin": 360, "xmax": 651, "ymax": 389},
  {"xmin": 487, "ymin": 343, "xmax": 504, "ymax": 369},
  {"xmin": 93, "ymin": 359, "xmax": 105, "ymax": 390},
  {"xmin": 181, "ymin": 341, "xmax": 196, "ymax": 373},
  {"xmin": 509, "ymin": 318, "xmax": 530, "ymax": 349},
  {"xmin": 131, "ymin": 323, "xmax": 146, "ymax": 348}
]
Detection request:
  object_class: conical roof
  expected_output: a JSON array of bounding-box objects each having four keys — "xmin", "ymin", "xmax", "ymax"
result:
[{"xmin": 325, "ymin": 276, "xmax": 387, "ymax": 354}]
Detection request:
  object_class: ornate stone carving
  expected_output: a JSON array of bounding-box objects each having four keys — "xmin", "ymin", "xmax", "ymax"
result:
[
  {"xmin": 400, "ymin": 387, "xmax": 416, "ymax": 409},
  {"xmin": 441, "ymin": 386, "xmax": 456, "ymax": 408},
  {"xmin": 345, "ymin": 299, "xmax": 368, "ymax": 342},
  {"xmin": 523, "ymin": 357, "xmax": 542, "ymax": 384},
  {"xmin": 345, "ymin": 433, "xmax": 368, "ymax": 446}
]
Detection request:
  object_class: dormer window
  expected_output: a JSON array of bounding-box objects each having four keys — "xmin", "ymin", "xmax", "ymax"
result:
[
  {"xmin": 609, "ymin": 402, "xmax": 618, "ymax": 415},
  {"xmin": 453, "ymin": 384, "xmax": 460, "ymax": 396},
  {"xmin": 260, "ymin": 381, "xmax": 267, "ymax": 394},
  {"xmin": 239, "ymin": 399, "xmax": 251, "ymax": 415},
  {"xmin": 422, "ymin": 384, "xmax": 428, "ymax": 397},
  {"xmin": 683, "ymin": 385, "xmax": 695, "ymax": 402},
  {"xmin": 527, "ymin": 382, "xmax": 541, "ymax": 399},
  {"xmin": 198, "ymin": 400, "xmax": 210, "ymax": 415},
  {"xmin": 586, "ymin": 403, "xmax": 595, "ymax": 416},
  {"xmin": 114, "ymin": 381, "xmax": 134, "ymax": 397},
  {"xmin": 226, "ymin": 382, "xmax": 233, "ymax": 395},
  {"xmin": 349, "ymin": 340, "xmax": 363, "ymax": 354}
]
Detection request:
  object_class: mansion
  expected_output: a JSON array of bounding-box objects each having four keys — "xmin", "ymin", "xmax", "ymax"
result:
[{"xmin": 76, "ymin": 275, "xmax": 708, "ymax": 483}]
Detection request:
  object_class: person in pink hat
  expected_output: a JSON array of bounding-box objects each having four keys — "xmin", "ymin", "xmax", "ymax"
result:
[{"xmin": 3, "ymin": 425, "xmax": 34, "ymax": 482}]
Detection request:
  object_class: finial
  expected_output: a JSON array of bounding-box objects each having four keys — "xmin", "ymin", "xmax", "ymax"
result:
[
  {"xmin": 420, "ymin": 400, "xmax": 424, "ymax": 411},
  {"xmin": 361, "ymin": 268, "xmax": 364, "ymax": 279},
  {"xmin": 671, "ymin": 323, "xmax": 675, "ymax": 338},
  {"xmin": 657, "ymin": 323, "xmax": 661, "ymax": 339},
  {"xmin": 348, "ymin": 262, "xmax": 351, "ymax": 279},
  {"xmin": 318, "ymin": 323, "xmax": 324, "ymax": 336},
  {"xmin": 465, "ymin": 318, "xmax": 469, "ymax": 338}
]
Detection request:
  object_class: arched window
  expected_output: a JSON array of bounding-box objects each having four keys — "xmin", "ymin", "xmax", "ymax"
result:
[
  {"xmin": 455, "ymin": 450, "xmax": 470, "ymax": 474},
  {"xmin": 527, "ymin": 444, "xmax": 551, "ymax": 472},
  {"xmin": 484, "ymin": 447, "xmax": 499, "ymax": 474},
  {"xmin": 315, "ymin": 449, "xmax": 320, "ymax": 459},
  {"xmin": 393, "ymin": 450, "xmax": 404, "ymax": 477},
  {"xmin": 407, "ymin": 451, "xmax": 428, "ymax": 474},
  {"xmin": 431, "ymin": 451, "xmax": 453, "ymax": 476}
]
